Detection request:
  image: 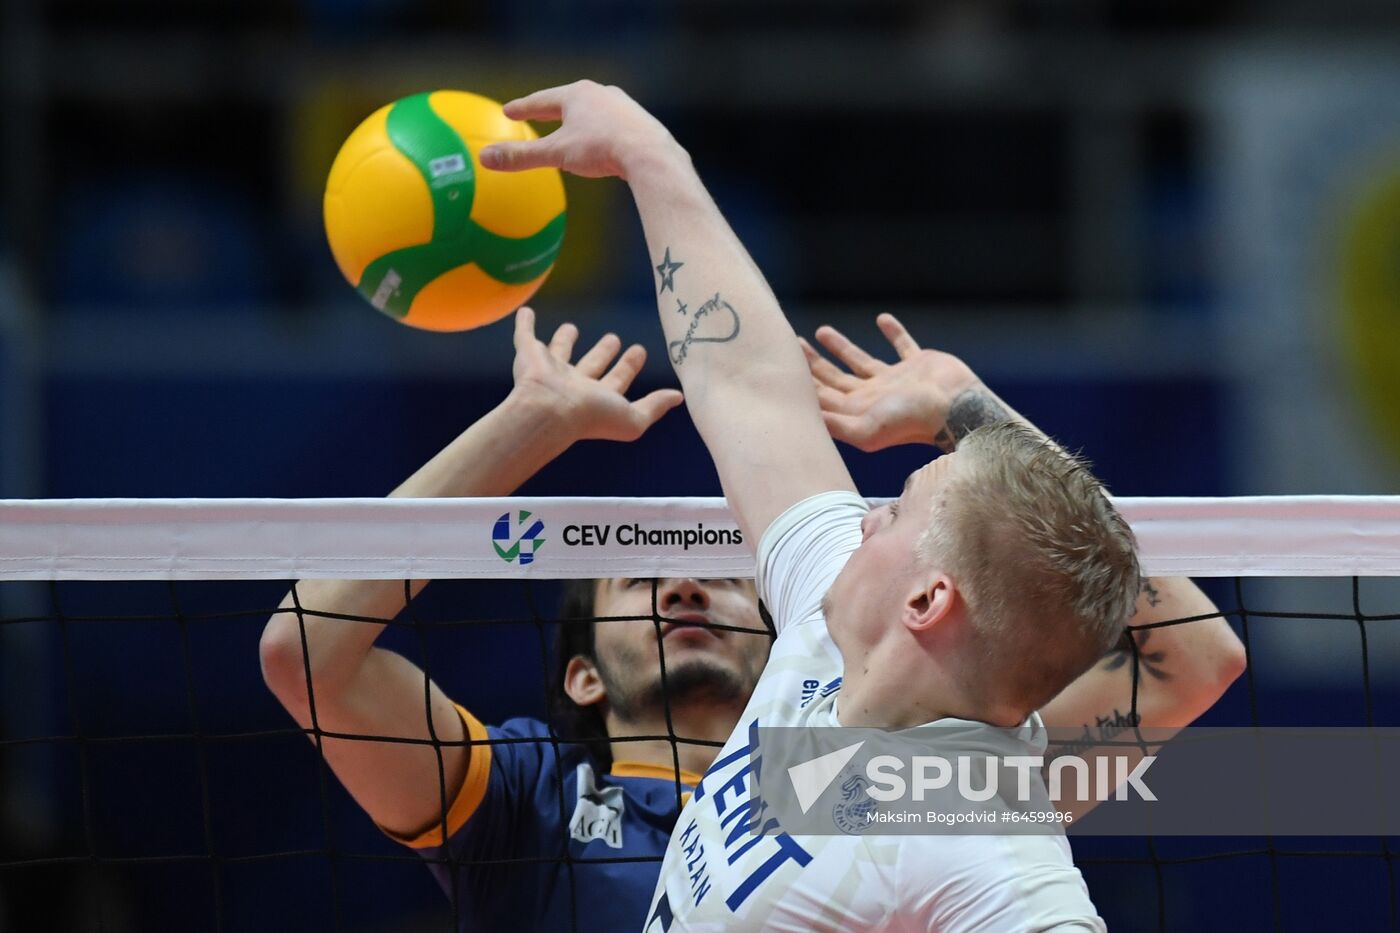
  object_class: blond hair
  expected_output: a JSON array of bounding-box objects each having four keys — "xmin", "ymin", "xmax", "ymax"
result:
[{"xmin": 917, "ymin": 422, "xmax": 1140, "ymax": 715}]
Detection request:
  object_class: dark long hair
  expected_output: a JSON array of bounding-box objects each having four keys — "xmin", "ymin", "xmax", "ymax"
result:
[{"xmin": 549, "ymin": 579, "xmax": 613, "ymax": 770}]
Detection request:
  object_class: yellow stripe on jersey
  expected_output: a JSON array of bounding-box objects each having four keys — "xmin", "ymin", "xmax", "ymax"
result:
[
  {"xmin": 384, "ymin": 703, "xmax": 494, "ymax": 849},
  {"xmin": 610, "ymin": 760, "xmax": 704, "ymax": 787}
]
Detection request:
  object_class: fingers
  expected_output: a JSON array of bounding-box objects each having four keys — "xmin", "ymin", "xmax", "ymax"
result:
[
  {"xmin": 548, "ymin": 322, "xmax": 579, "ymax": 362},
  {"xmin": 575, "ymin": 332, "xmax": 622, "ymax": 377},
  {"xmin": 814, "ymin": 383, "xmax": 854, "ymax": 415},
  {"xmin": 629, "ymin": 388, "xmax": 685, "ymax": 433},
  {"xmin": 501, "ymin": 85, "xmax": 570, "ymax": 123},
  {"xmin": 800, "ymin": 337, "xmax": 861, "ymax": 391},
  {"xmin": 479, "ymin": 138, "xmax": 559, "ymax": 172},
  {"xmin": 601, "ymin": 344, "xmax": 646, "ymax": 393},
  {"xmin": 513, "ymin": 306, "xmax": 537, "ymax": 351},
  {"xmin": 815, "ymin": 325, "xmax": 883, "ymax": 378},
  {"xmin": 821, "ymin": 411, "xmax": 878, "ymax": 453},
  {"xmin": 484, "ymin": 84, "xmax": 578, "ymax": 171},
  {"xmin": 876, "ymin": 313, "xmax": 921, "ymax": 360}
]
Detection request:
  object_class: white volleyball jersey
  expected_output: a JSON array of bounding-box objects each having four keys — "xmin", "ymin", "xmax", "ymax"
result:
[{"xmin": 643, "ymin": 491, "xmax": 1104, "ymax": 932}]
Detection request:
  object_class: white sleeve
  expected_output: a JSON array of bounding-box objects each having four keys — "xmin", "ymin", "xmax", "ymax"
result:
[{"xmin": 755, "ymin": 491, "xmax": 868, "ymax": 635}]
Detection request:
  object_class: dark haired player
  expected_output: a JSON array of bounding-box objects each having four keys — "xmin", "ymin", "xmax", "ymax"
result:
[{"xmin": 260, "ymin": 310, "xmax": 772, "ymax": 932}]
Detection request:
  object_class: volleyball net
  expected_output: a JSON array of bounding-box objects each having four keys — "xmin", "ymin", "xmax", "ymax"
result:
[{"xmin": 1, "ymin": 496, "xmax": 1398, "ymax": 932}]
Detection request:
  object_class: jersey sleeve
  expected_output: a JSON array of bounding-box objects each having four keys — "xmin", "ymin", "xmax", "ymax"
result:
[
  {"xmin": 379, "ymin": 703, "xmax": 500, "ymax": 851},
  {"xmin": 755, "ymin": 491, "xmax": 868, "ymax": 635},
  {"xmin": 386, "ymin": 711, "xmax": 560, "ymax": 874}
]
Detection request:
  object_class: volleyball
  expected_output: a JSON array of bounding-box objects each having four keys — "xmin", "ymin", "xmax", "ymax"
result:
[{"xmin": 324, "ymin": 90, "xmax": 567, "ymax": 332}]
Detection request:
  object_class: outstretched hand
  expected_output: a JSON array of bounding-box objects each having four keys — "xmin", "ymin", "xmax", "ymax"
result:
[
  {"xmin": 511, "ymin": 307, "xmax": 683, "ymax": 443},
  {"xmin": 479, "ymin": 80, "xmax": 681, "ymax": 181},
  {"xmin": 801, "ymin": 313, "xmax": 981, "ymax": 452}
]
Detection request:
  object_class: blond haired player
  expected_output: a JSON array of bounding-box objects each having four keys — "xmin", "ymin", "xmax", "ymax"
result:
[{"xmin": 482, "ymin": 81, "xmax": 1244, "ymax": 931}]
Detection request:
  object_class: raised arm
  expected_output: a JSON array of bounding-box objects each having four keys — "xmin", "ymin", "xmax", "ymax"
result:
[
  {"xmin": 258, "ymin": 308, "xmax": 681, "ymax": 840},
  {"xmin": 481, "ymin": 81, "xmax": 855, "ymax": 546},
  {"xmin": 802, "ymin": 312, "xmax": 1246, "ymax": 732}
]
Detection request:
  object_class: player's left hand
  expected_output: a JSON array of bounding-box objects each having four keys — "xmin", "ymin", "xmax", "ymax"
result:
[
  {"xmin": 802, "ymin": 313, "xmax": 981, "ymax": 452},
  {"xmin": 510, "ymin": 306, "xmax": 684, "ymax": 443}
]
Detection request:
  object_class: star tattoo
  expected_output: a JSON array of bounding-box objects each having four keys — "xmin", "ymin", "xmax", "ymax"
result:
[
  {"xmin": 674, "ymin": 298, "xmax": 688, "ymax": 316},
  {"xmin": 655, "ymin": 247, "xmax": 684, "ymax": 294}
]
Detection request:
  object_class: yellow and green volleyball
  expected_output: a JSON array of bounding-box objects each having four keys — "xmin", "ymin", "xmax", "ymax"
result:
[{"xmin": 324, "ymin": 90, "xmax": 566, "ymax": 332}]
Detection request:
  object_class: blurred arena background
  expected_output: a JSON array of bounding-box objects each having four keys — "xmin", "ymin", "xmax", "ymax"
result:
[{"xmin": 2, "ymin": 0, "xmax": 1399, "ymax": 930}]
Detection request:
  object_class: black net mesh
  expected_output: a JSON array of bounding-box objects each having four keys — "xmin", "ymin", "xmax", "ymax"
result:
[{"xmin": 0, "ymin": 575, "xmax": 1396, "ymax": 932}]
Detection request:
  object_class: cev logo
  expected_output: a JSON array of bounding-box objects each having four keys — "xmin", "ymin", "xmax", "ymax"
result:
[{"xmin": 493, "ymin": 510, "xmax": 546, "ymax": 565}]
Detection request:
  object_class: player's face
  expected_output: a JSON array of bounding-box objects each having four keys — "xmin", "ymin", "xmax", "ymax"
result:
[
  {"xmin": 824, "ymin": 455, "xmax": 954, "ymax": 657},
  {"xmin": 586, "ymin": 577, "xmax": 770, "ymax": 722}
]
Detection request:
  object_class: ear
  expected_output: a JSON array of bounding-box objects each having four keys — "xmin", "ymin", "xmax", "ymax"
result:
[
  {"xmin": 564, "ymin": 655, "xmax": 607, "ymax": 708},
  {"xmin": 902, "ymin": 572, "xmax": 957, "ymax": 633}
]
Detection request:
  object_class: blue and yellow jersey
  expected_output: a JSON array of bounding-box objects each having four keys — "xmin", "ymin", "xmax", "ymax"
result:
[{"xmin": 387, "ymin": 709, "xmax": 699, "ymax": 933}]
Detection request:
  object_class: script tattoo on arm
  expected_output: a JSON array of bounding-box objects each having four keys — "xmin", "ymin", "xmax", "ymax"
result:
[
  {"xmin": 933, "ymin": 388, "xmax": 1015, "ymax": 453},
  {"xmin": 1101, "ymin": 626, "xmax": 1171, "ymax": 681},
  {"xmin": 1048, "ymin": 707, "xmax": 1142, "ymax": 762},
  {"xmin": 668, "ymin": 293, "xmax": 741, "ymax": 366}
]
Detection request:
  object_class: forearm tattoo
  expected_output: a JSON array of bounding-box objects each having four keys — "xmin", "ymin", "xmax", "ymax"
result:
[
  {"xmin": 933, "ymin": 388, "xmax": 1014, "ymax": 453},
  {"xmin": 1101, "ymin": 627, "xmax": 1171, "ymax": 681},
  {"xmin": 655, "ymin": 247, "xmax": 684, "ymax": 294},
  {"xmin": 668, "ymin": 293, "xmax": 741, "ymax": 365}
]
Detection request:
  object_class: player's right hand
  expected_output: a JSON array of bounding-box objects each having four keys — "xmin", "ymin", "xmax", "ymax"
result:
[
  {"xmin": 509, "ymin": 306, "xmax": 684, "ymax": 443},
  {"xmin": 801, "ymin": 313, "xmax": 982, "ymax": 453},
  {"xmin": 479, "ymin": 80, "xmax": 684, "ymax": 182}
]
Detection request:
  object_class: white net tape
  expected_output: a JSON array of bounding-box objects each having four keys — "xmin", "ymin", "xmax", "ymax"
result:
[{"xmin": 3, "ymin": 495, "xmax": 1400, "ymax": 580}]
